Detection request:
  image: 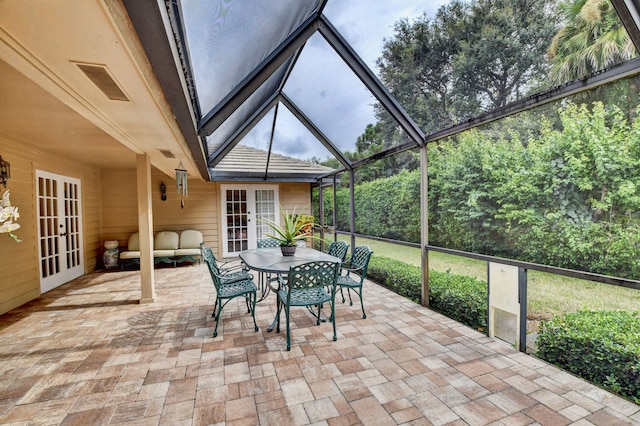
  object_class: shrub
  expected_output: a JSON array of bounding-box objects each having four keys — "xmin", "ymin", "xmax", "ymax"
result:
[
  {"xmin": 367, "ymin": 256, "xmax": 422, "ymax": 303},
  {"xmin": 428, "ymin": 269, "xmax": 488, "ymax": 333},
  {"xmin": 536, "ymin": 310, "xmax": 640, "ymax": 402},
  {"xmin": 367, "ymin": 256, "xmax": 487, "ymax": 332}
]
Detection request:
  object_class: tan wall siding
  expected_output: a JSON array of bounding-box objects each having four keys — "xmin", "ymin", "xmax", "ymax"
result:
[
  {"xmin": 101, "ymin": 169, "xmax": 138, "ymax": 244},
  {"xmin": 102, "ymin": 169, "xmax": 220, "ymax": 254},
  {"xmin": 102, "ymin": 178, "xmax": 311, "ymax": 257},
  {"xmin": 0, "ymin": 138, "xmax": 102, "ymax": 315},
  {"xmin": 0, "ymin": 151, "xmax": 313, "ymax": 316},
  {"xmin": 153, "ymin": 174, "xmax": 219, "ymax": 250},
  {"xmin": 281, "ymin": 182, "xmax": 313, "ymax": 216}
]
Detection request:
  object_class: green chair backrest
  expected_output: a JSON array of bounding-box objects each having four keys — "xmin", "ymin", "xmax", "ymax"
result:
[
  {"xmin": 258, "ymin": 238, "xmax": 281, "ymax": 248},
  {"xmin": 285, "ymin": 261, "xmax": 339, "ymax": 297},
  {"xmin": 348, "ymin": 246, "xmax": 373, "ymax": 283},
  {"xmin": 327, "ymin": 241, "xmax": 349, "ymax": 262},
  {"xmin": 201, "ymin": 246, "xmax": 222, "ymax": 288}
]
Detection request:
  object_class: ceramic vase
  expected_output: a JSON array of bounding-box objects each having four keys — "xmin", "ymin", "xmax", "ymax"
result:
[{"xmin": 103, "ymin": 240, "xmax": 119, "ymax": 270}]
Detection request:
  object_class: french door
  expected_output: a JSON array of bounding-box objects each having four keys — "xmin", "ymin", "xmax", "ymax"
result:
[
  {"xmin": 36, "ymin": 171, "xmax": 84, "ymax": 293},
  {"xmin": 221, "ymin": 185, "xmax": 279, "ymax": 257}
]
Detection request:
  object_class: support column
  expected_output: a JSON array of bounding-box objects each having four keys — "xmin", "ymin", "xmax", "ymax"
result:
[
  {"xmin": 349, "ymin": 169, "xmax": 356, "ymax": 253},
  {"xmin": 136, "ymin": 154, "xmax": 155, "ymax": 303},
  {"xmin": 420, "ymin": 145, "xmax": 430, "ymax": 307},
  {"xmin": 332, "ymin": 174, "xmax": 338, "ymax": 240},
  {"xmin": 318, "ymin": 182, "xmax": 325, "ymax": 251}
]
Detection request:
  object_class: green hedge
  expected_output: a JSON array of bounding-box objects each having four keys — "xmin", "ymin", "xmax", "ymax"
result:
[
  {"xmin": 367, "ymin": 256, "xmax": 487, "ymax": 332},
  {"xmin": 536, "ymin": 310, "xmax": 640, "ymax": 403}
]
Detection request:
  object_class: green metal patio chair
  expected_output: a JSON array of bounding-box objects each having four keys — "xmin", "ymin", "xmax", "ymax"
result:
[
  {"xmin": 202, "ymin": 246, "xmax": 259, "ymax": 337},
  {"xmin": 337, "ymin": 246, "xmax": 373, "ymax": 319},
  {"xmin": 327, "ymin": 240, "xmax": 349, "ymax": 264},
  {"xmin": 201, "ymin": 245, "xmax": 252, "ymax": 286},
  {"xmin": 276, "ymin": 260, "xmax": 340, "ymax": 350},
  {"xmin": 255, "ymin": 237, "xmax": 282, "ymax": 298}
]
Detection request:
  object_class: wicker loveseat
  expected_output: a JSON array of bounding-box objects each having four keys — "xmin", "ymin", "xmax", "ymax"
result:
[{"xmin": 119, "ymin": 230, "xmax": 203, "ymax": 269}]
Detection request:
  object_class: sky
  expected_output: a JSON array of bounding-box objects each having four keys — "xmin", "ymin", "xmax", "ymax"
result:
[{"xmin": 238, "ymin": 0, "xmax": 449, "ymax": 161}]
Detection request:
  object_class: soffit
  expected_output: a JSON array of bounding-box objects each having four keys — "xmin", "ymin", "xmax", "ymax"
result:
[{"xmin": 0, "ymin": 0, "xmax": 203, "ymax": 178}]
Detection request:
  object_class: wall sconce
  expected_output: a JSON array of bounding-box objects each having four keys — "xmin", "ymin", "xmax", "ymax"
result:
[
  {"xmin": 159, "ymin": 182, "xmax": 166, "ymax": 201},
  {"xmin": 0, "ymin": 156, "xmax": 10, "ymax": 188}
]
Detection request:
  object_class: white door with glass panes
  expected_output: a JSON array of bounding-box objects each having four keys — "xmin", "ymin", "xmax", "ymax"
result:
[
  {"xmin": 36, "ymin": 171, "xmax": 84, "ymax": 293},
  {"xmin": 221, "ymin": 185, "xmax": 279, "ymax": 257}
]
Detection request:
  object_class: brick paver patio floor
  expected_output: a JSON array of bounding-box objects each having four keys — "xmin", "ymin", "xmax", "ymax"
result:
[{"xmin": 0, "ymin": 263, "xmax": 638, "ymax": 425}]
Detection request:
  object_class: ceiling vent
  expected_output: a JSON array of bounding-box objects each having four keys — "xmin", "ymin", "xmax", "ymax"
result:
[
  {"xmin": 159, "ymin": 149, "xmax": 175, "ymax": 159},
  {"xmin": 74, "ymin": 62, "xmax": 130, "ymax": 101}
]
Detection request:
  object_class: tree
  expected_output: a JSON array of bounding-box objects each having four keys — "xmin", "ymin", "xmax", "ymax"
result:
[
  {"xmin": 376, "ymin": 0, "xmax": 559, "ymax": 136},
  {"xmin": 548, "ymin": 0, "xmax": 637, "ymax": 85},
  {"xmin": 346, "ymin": 0, "xmax": 559, "ymax": 184}
]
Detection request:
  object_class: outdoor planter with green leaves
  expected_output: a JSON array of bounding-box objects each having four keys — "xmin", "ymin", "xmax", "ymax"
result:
[{"xmin": 260, "ymin": 207, "xmax": 321, "ymax": 254}]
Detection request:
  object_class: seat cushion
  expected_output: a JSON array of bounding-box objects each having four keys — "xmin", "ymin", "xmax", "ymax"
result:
[
  {"xmin": 179, "ymin": 230, "xmax": 203, "ymax": 249},
  {"xmin": 153, "ymin": 250, "xmax": 176, "ymax": 257},
  {"xmin": 120, "ymin": 251, "xmax": 140, "ymax": 259},
  {"xmin": 127, "ymin": 233, "xmax": 140, "ymax": 251},
  {"xmin": 154, "ymin": 231, "xmax": 179, "ymax": 250},
  {"xmin": 174, "ymin": 248, "xmax": 200, "ymax": 256}
]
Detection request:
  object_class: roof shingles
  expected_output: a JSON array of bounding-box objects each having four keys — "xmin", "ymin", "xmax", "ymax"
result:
[{"xmin": 211, "ymin": 144, "xmax": 334, "ymax": 181}]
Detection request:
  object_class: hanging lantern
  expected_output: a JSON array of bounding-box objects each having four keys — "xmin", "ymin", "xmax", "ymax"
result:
[
  {"xmin": 0, "ymin": 156, "xmax": 10, "ymax": 188},
  {"xmin": 175, "ymin": 159, "xmax": 188, "ymax": 208}
]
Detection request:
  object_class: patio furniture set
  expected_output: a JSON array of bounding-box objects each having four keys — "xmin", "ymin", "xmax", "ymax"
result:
[
  {"xmin": 119, "ymin": 229, "xmax": 204, "ymax": 269},
  {"xmin": 202, "ymin": 240, "xmax": 373, "ymax": 350}
]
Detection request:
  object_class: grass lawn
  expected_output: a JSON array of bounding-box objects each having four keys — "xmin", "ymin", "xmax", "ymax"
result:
[{"xmin": 332, "ymin": 233, "xmax": 640, "ymax": 324}]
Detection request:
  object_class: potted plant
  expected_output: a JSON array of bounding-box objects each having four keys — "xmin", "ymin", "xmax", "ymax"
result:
[
  {"xmin": 260, "ymin": 207, "xmax": 318, "ymax": 256},
  {"xmin": 0, "ymin": 190, "xmax": 21, "ymax": 242}
]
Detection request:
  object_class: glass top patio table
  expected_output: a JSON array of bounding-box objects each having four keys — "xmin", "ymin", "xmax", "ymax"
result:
[
  {"xmin": 239, "ymin": 247, "xmax": 340, "ymax": 274},
  {"xmin": 240, "ymin": 247, "xmax": 341, "ymax": 331}
]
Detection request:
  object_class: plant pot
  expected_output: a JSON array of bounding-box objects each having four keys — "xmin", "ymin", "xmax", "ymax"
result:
[{"xmin": 281, "ymin": 245, "xmax": 296, "ymax": 256}]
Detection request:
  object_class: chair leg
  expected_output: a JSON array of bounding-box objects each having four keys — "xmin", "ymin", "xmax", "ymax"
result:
[
  {"xmin": 268, "ymin": 295, "xmax": 279, "ymax": 332},
  {"xmin": 340, "ymin": 287, "xmax": 346, "ymax": 303},
  {"xmin": 357, "ymin": 286, "xmax": 366, "ymax": 319},
  {"xmin": 316, "ymin": 304, "xmax": 322, "ymax": 326},
  {"xmin": 250, "ymin": 292, "xmax": 259, "ymax": 332},
  {"xmin": 245, "ymin": 294, "xmax": 251, "ymax": 313},
  {"xmin": 275, "ymin": 296, "xmax": 282, "ymax": 333},
  {"xmin": 213, "ymin": 299, "xmax": 223, "ymax": 337},
  {"xmin": 331, "ymin": 297, "xmax": 337, "ymax": 341},
  {"xmin": 212, "ymin": 296, "xmax": 219, "ymax": 318},
  {"xmin": 285, "ymin": 304, "xmax": 291, "ymax": 351},
  {"xmin": 347, "ymin": 288, "xmax": 354, "ymax": 306}
]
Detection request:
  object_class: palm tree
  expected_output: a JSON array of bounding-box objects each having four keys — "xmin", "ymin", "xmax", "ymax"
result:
[{"xmin": 548, "ymin": 0, "xmax": 637, "ymax": 85}]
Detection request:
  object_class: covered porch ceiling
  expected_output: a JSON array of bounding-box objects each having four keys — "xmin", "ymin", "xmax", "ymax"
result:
[{"xmin": 0, "ymin": 0, "xmax": 205, "ymax": 179}]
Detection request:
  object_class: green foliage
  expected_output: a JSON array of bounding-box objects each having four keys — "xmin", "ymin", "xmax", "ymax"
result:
[
  {"xmin": 367, "ymin": 256, "xmax": 422, "ymax": 302},
  {"xmin": 353, "ymin": 170, "xmax": 421, "ymax": 243},
  {"xmin": 367, "ymin": 256, "xmax": 488, "ymax": 332},
  {"xmin": 536, "ymin": 310, "xmax": 640, "ymax": 402},
  {"xmin": 548, "ymin": 0, "xmax": 636, "ymax": 85},
  {"xmin": 314, "ymin": 169, "xmax": 422, "ymax": 244},
  {"xmin": 428, "ymin": 270, "xmax": 488, "ymax": 333},
  {"xmin": 376, "ymin": 0, "xmax": 558, "ymax": 138},
  {"xmin": 259, "ymin": 207, "xmax": 316, "ymax": 246},
  {"xmin": 427, "ymin": 100, "xmax": 640, "ymax": 279}
]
